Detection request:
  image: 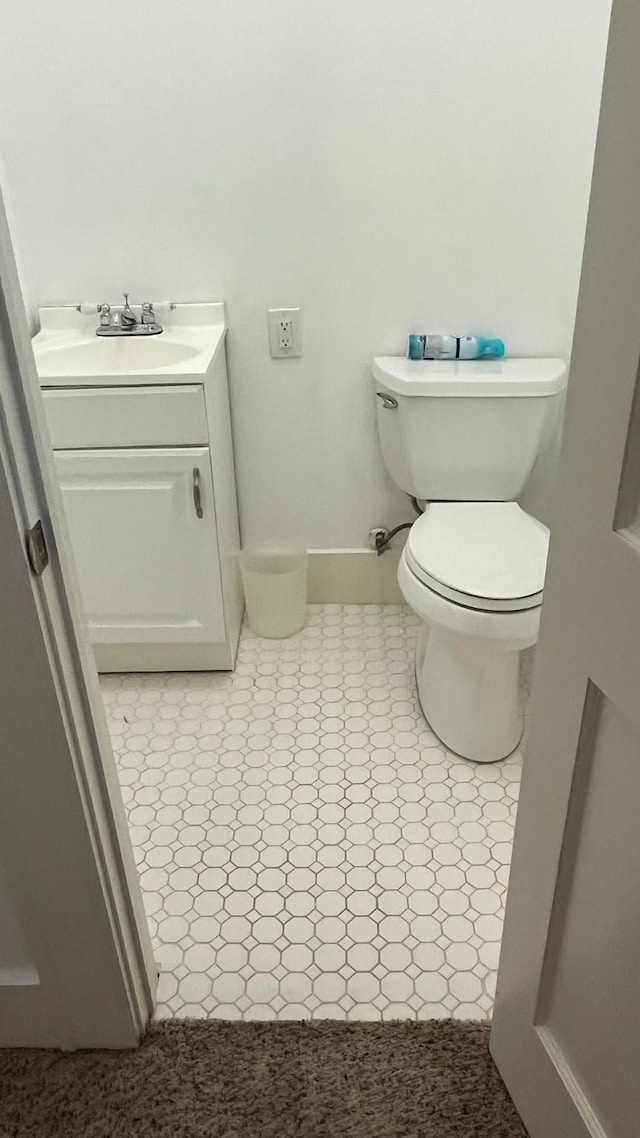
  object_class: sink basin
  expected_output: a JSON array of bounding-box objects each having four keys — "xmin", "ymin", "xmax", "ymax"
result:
[
  {"xmin": 32, "ymin": 302, "xmax": 226, "ymax": 384},
  {"xmin": 36, "ymin": 336, "xmax": 200, "ymax": 377}
]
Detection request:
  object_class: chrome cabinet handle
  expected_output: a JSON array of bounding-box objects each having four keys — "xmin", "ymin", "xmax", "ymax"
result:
[
  {"xmin": 376, "ymin": 391, "xmax": 398, "ymax": 409},
  {"xmin": 192, "ymin": 467, "xmax": 204, "ymax": 518}
]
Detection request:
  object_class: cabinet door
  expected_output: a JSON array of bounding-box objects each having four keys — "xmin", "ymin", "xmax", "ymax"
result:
[{"xmin": 54, "ymin": 448, "xmax": 226, "ymax": 649}]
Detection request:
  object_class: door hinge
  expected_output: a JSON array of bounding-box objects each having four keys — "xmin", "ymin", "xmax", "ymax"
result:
[{"xmin": 26, "ymin": 519, "xmax": 49, "ymax": 577}]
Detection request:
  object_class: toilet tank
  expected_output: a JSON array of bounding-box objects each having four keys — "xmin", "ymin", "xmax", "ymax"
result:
[{"xmin": 372, "ymin": 356, "xmax": 567, "ymax": 500}]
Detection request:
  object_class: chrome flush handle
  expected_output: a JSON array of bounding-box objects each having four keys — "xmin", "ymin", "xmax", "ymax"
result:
[
  {"xmin": 192, "ymin": 468, "xmax": 204, "ymax": 518},
  {"xmin": 376, "ymin": 391, "xmax": 398, "ymax": 409}
]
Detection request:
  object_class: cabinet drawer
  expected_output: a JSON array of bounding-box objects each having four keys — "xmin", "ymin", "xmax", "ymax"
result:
[{"xmin": 42, "ymin": 384, "xmax": 207, "ymax": 449}]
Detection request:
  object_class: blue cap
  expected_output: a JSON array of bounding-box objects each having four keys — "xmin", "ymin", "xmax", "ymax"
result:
[
  {"xmin": 477, "ymin": 338, "xmax": 505, "ymax": 359},
  {"xmin": 407, "ymin": 334, "xmax": 424, "ymax": 360}
]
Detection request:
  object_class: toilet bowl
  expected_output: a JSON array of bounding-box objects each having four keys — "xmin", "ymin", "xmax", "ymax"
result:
[{"xmin": 398, "ymin": 501, "xmax": 549, "ymax": 762}]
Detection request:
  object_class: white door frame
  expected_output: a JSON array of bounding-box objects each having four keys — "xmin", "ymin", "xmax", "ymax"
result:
[{"xmin": 0, "ymin": 178, "xmax": 155, "ymax": 1047}]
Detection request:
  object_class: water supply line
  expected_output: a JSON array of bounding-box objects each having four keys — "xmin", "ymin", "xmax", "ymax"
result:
[{"xmin": 372, "ymin": 497, "xmax": 423, "ymax": 556}]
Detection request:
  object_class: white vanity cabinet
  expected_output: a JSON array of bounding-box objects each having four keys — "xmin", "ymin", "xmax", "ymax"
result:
[{"xmin": 36, "ymin": 306, "xmax": 242, "ymax": 672}]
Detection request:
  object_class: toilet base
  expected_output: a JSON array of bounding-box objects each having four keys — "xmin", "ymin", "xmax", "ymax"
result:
[{"xmin": 416, "ymin": 624, "xmax": 524, "ymax": 763}]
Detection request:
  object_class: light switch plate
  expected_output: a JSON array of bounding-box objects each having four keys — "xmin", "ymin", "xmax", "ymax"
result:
[{"xmin": 268, "ymin": 308, "xmax": 302, "ymax": 358}]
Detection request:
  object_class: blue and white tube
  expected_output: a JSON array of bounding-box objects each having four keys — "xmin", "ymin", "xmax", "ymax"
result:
[{"xmin": 408, "ymin": 334, "xmax": 505, "ymax": 361}]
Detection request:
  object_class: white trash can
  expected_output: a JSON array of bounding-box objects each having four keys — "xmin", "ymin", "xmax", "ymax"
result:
[{"xmin": 239, "ymin": 549, "xmax": 308, "ymax": 639}]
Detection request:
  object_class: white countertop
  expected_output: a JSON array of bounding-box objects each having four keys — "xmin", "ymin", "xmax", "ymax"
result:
[{"xmin": 33, "ymin": 302, "xmax": 226, "ymax": 387}]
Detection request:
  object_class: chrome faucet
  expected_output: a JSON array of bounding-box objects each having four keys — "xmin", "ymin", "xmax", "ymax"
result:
[
  {"xmin": 95, "ymin": 294, "xmax": 163, "ymax": 337},
  {"xmin": 120, "ymin": 292, "xmax": 137, "ymax": 329}
]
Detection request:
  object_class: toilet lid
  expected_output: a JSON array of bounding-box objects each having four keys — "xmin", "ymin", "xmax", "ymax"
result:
[{"xmin": 405, "ymin": 503, "xmax": 549, "ymax": 612}]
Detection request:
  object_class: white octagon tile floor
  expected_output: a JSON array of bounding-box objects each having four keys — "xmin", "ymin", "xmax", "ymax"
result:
[{"xmin": 101, "ymin": 605, "xmax": 530, "ymax": 1021}]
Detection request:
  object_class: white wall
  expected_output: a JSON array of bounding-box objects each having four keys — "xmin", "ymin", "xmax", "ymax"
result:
[{"xmin": 0, "ymin": 0, "xmax": 610, "ymax": 548}]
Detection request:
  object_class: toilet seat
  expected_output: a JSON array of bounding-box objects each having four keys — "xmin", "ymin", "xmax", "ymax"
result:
[{"xmin": 405, "ymin": 502, "xmax": 549, "ymax": 612}]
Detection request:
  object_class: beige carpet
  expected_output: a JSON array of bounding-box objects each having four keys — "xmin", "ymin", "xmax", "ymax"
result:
[{"xmin": 0, "ymin": 1019, "xmax": 527, "ymax": 1137}]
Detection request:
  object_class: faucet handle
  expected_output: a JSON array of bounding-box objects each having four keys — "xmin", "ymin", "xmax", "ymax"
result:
[
  {"xmin": 97, "ymin": 302, "xmax": 111, "ymax": 327},
  {"xmin": 141, "ymin": 301, "xmax": 157, "ymax": 326}
]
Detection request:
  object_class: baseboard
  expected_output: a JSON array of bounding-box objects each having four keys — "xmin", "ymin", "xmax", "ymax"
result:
[
  {"xmin": 94, "ymin": 640, "xmax": 235, "ymax": 673},
  {"xmin": 307, "ymin": 549, "xmax": 404, "ymax": 605}
]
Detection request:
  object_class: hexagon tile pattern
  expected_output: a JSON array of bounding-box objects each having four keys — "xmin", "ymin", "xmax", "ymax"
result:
[{"xmin": 101, "ymin": 605, "xmax": 531, "ymax": 1021}]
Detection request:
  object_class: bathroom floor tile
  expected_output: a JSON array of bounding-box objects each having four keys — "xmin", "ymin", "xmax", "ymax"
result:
[{"xmin": 101, "ymin": 605, "xmax": 527, "ymax": 1021}]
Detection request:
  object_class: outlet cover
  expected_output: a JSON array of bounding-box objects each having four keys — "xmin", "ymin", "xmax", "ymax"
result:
[{"xmin": 268, "ymin": 308, "xmax": 302, "ymax": 358}]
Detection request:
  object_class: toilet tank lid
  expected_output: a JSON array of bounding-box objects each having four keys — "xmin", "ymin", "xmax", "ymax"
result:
[{"xmin": 372, "ymin": 356, "xmax": 567, "ymax": 397}]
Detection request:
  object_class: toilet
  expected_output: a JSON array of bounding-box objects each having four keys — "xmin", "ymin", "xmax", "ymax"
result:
[{"xmin": 372, "ymin": 355, "xmax": 567, "ymax": 762}]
